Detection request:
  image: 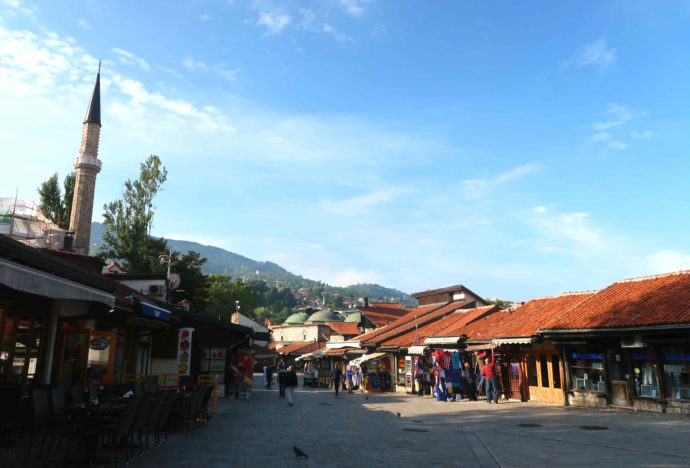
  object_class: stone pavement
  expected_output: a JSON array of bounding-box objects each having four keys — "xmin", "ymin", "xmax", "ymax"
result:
[{"xmin": 137, "ymin": 375, "xmax": 690, "ymax": 468}]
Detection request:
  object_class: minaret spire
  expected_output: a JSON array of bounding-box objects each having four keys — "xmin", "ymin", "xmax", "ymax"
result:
[{"xmin": 69, "ymin": 64, "xmax": 103, "ymax": 253}]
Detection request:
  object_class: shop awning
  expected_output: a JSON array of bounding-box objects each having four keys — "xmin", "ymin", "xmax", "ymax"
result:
[
  {"xmin": 424, "ymin": 336, "xmax": 462, "ymax": 345},
  {"xmin": 493, "ymin": 337, "xmax": 535, "ymax": 345},
  {"xmin": 407, "ymin": 345, "xmax": 428, "ymax": 355},
  {"xmin": 133, "ymin": 297, "xmax": 171, "ymax": 322},
  {"xmin": 360, "ymin": 352, "xmax": 387, "ymax": 363},
  {"xmin": 0, "ymin": 258, "xmax": 115, "ymax": 307},
  {"xmin": 465, "ymin": 343, "xmax": 497, "ymax": 351}
]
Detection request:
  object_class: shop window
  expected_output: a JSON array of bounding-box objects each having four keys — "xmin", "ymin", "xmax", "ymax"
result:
[
  {"xmin": 0, "ymin": 308, "xmax": 44, "ymax": 387},
  {"xmin": 631, "ymin": 351, "xmax": 660, "ymax": 398},
  {"xmin": 539, "ymin": 354, "xmax": 549, "ymax": 387},
  {"xmin": 661, "ymin": 347, "xmax": 690, "ymax": 400},
  {"xmin": 526, "ymin": 354, "xmax": 538, "ymax": 387},
  {"xmin": 87, "ymin": 332, "xmax": 115, "ymax": 385},
  {"xmin": 568, "ymin": 351, "xmax": 606, "ymax": 392},
  {"xmin": 551, "ymin": 355, "xmax": 561, "ymax": 389}
]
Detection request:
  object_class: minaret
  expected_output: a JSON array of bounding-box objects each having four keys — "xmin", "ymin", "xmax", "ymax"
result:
[{"xmin": 69, "ymin": 64, "xmax": 102, "ymax": 254}]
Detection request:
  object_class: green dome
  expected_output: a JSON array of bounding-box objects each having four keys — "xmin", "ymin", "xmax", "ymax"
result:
[
  {"xmin": 344, "ymin": 312, "xmax": 362, "ymax": 323},
  {"xmin": 284, "ymin": 312, "xmax": 309, "ymax": 324},
  {"xmin": 307, "ymin": 310, "xmax": 344, "ymax": 322}
]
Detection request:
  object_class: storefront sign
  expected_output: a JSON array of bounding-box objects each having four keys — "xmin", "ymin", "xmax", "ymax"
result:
[
  {"xmin": 89, "ymin": 336, "xmax": 110, "ymax": 350},
  {"xmin": 177, "ymin": 328, "xmax": 193, "ymax": 375}
]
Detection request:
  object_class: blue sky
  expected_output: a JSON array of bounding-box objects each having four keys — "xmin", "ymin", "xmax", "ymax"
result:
[{"xmin": 1, "ymin": 0, "xmax": 689, "ymax": 301}]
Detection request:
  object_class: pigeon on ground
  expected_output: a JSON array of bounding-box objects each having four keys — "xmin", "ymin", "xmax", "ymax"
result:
[
  {"xmin": 397, "ymin": 412, "xmax": 401, "ymax": 417},
  {"xmin": 293, "ymin": 446, "xmax": 309, "ymax": 459}
]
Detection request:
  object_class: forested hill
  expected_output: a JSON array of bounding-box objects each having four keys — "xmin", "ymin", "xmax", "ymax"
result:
[{"xmin": 90, "ymin": 222, "xmax": 415, "ymax": 305}]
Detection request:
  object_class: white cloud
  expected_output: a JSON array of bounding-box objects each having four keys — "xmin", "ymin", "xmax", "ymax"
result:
[
  {"xmin": 214, "ymin": 66, "xmax": 241, "ymax": 81},
  {"xmin": 564, "ymin": 38, "xmax": 616, "ymax": 69},
  {"xmin": 647, "ymin": 250, "xmax": 690, "ymax": 273},
  {"xmin": 112, "ymin": 47, "xmax": 150, "ymax": 71},
  {"xmin": 323, "ymin": 24, "xmax": 353, "ymax": 43},
  {"xmin": 462, "ymin": 163, "xmax": 540, "ymax": 199},
  {"xmin": 196, "ymin": 14, "xmax": 210, "ymax": 21},
  {"xmin": 532, "ymin": 208, "xmax": 603, "ymax": 251},
  {"xmin": 607, "ymin": 141, "xmax": 627, "ymax": 151},
  {"xmin": 588, "ymin": 104, "xmax": 646, "ymax": 151},
  {"xmin": 182, "ymin": 56, "xmax": 207, "ymax": 72},
  {"xmin": 632, "ymin": 130, "xmax": 653, "ymax": 139},
  {"xmin": 77, "ymin": 19, "xmax": 92, "ymax": 31},
  {"xmin": 589, "ymin": 132, "xmax": 611, "ymax": 142},
  {"xmin": 257, "ymin": 12, "xmax": 291, "ymax": 35},
  {"xmin": 340, "ymin": 0, "xmax": 372, "ymax": 17},
  {"xmin": 320, "ymin": 187, "xmax": 409, "ymax": 216}
]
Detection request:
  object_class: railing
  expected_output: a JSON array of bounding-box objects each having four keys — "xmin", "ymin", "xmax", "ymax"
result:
[{"xmin": 122, "ymin": 373, "xmax": 145, "ymax": 384}]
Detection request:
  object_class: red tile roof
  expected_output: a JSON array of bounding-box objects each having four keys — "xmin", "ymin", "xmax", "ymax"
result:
[
  {"xmin": 352, "ymin": 305, "xmax": 442, "ymax": 343},
  {"xmin": 368, "ymin": 301, "xmax": 474, "ymax": 346},
  {"xmin": 359, "ymin": 303, "xmax": 414, "ymax": 327},
  {"xmin": 453, "ymin": 310, "xmax": 516, "ymax": 342},
  {"xmin": 489, "ymin": 292, "xmax": 597, "ymax": 337},
  {"xmin": 327, "ymin": 322, "xmax": 361, "ymax": 336},
  {"xmin": 276, "ymin": 341, "xmax": 324, "ymax": 355},
  {"xmin": 544, "ymin": 271, "xmax": 690, "ymax": 330},
  {"xmin": 380, "ymin": 305, "xmax": 499, "ymax": 347}
]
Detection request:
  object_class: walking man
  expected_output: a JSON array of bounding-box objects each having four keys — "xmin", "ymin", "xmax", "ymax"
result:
[
  {"xmin": 481, "ymin": 350, "xmax": 499, "ymax": 404},
  {"xmin": 284, "ymin": 365, "xmax": 298, "ymax": 406},
  {"xmin": 330, "ymin": 364, "xmax": 343, "ymax": 397},
  {"xmin": 277, "ymin": 364, "xmax": 287, "ymax": 397}
]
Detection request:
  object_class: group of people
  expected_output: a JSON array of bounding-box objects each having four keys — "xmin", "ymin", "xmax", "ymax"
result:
[
  {"xmin": 264, "ymin": 361, "xmax": 299, "ymax": 406},
  {"xmin": 414, "ymin": 350, "xmax": 503, "ymax": 403},
  {"xmin": 327, "ymin": 363, "xmax": 362, "ymax": 396}
]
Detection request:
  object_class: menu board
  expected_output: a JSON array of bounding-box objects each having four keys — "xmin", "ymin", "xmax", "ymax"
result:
[
  {"xmin": 200, "ymin": 347, "xmax": 226, "ymax": 384},
  {"xmin": 177, "ymin": 328, "xmax": 193, "ymax": 375}
]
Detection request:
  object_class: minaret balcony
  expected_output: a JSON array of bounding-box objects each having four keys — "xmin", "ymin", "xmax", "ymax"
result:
[{"xmin": 73, "ymin": 155, "xmax": 102, "ymax": 171}]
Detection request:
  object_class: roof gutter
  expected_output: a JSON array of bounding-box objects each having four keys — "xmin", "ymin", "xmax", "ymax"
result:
[{"xmin": 541, "ymin": 323, "xmax": 690, "ymax": 334}]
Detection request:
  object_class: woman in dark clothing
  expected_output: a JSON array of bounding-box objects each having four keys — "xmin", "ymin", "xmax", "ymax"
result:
[{"xmin": 284, "ymin": 365, "xmax": 298, "ymax": 406}]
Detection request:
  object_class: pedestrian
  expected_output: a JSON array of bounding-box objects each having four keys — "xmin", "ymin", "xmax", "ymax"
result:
[
  {"xmin": 263, "ymin": 364, "xmax": 269, "ymax": 389},
  {"xmin": 266, "ymin": 365, "xmax": 273, "ymax": 390},
  {"xmin": 465, "ymin": 361, "xmax": 477, "ymax": 401},
  {"xmin": 346, "ymin": 365, "xmax": 353, "ymax": 393},
  {"xmin": 330, "ymin": 364, "xmax": 343, "ymax": 397},
  {"xmin": 481, "ymin": 350, "xmax": 499, "ymax": 404},
  {"xmin": 284, "ymin": 365, "xmax": 298, "ymax": 406},
  {"xmin": 278, "ymin": 364, "xmax": 287, "ymax": 398}
]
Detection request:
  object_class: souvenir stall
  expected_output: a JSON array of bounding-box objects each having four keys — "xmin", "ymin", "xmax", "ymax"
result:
[{"xmin": 359, "ymin": 353, "xmax": 392, "ymax": 392}]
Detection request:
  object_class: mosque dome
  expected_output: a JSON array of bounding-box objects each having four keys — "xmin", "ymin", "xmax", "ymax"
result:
[
  {"xmin": 307, "ymin": 310, "xmax": 344, "ymax": 322},
  {"xmin": 284, "ymin": 312, "xmax": 309, "ymax": 324},
  {"xmin": 344, "ymin": 312, "xmax": 362, "ymax": 323}
]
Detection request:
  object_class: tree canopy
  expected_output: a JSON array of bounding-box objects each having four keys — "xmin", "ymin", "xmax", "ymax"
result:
[
  {"xmin": 99, "ymin": 155, "xmax": 168, "ymax": 273},
  {"xmin": 37, "ymin": 172, "xmax": 75, "ymax": 229},
  {"xmin": 206, "ymin": 274, "xmax": 258, "ymax": 322}
]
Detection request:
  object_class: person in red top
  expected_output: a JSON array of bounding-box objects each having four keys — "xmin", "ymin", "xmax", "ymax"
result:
[{"xmin": 481, "ymin": 350, "xmax": 499, "ymax": 404}]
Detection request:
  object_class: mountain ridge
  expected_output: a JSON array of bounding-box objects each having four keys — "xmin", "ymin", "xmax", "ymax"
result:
[{"xmin": 90, "ymin": 222, "xmax": 415, "ymax": 305}]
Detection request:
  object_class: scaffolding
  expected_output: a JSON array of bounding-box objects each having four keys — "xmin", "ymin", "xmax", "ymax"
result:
[{"xmin": 0, "ymin": 196, "xmax": 67, "ymax": 249}]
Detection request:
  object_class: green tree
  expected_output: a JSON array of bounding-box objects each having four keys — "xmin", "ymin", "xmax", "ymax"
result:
[
  {"xmin": 206, "ymin": 274, "xmax": 257, "ymax": 322},
  {"xmin": 99, "ymin": 155, "xmax": 168, "ymax": 273},
  {"xmin": 485, "ymin": 298, "xmax": 514, "ymax": 309},
  {"xmin": 37, "ymin": 172, "xmax": 75, "ymax": 229},
  {"xmin": 169, "ymin": 250, "xmax": 208, "ymax": 310}
]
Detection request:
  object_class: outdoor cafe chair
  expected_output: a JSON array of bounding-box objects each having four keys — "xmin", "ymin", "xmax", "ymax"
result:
[
  {"xmin": 155, "ymin": 388, "xmax": 178, "ymax": 446},
  {"xmin": 70, "ymin": 385, "xmax": 85, "ymax": 406},
  {"xmin": 129, "ymin": 393, "xmax": 153, "ymax": 460},
  {"xmin": 143, "ymin": 390, "xmax": 168, "ymax": 452},
  {"xmin": 87, "ymin": 393, "xmax": 142, "ymax": 468},
  {"xmin": 24, "ymin": 388, "xmax": 74, "ymax": 465}
]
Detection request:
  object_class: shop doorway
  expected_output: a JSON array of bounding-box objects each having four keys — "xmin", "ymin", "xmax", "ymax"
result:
[
  {"xmin": 53, "ymin": 328, "xmax": 89, "ymax": 385},
  {"xmin": 508, "ymin": 360, "xmax": 523, "ymax": 400},
  {"xmin": 523, "ymin": 351, "xmax": 563, "ymax": 404}
]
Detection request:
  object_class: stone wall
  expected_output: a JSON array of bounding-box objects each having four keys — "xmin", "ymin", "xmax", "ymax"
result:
[
  {"xmin": 567, "ymin": 390, "xmax": 608, "ymax": 408},
  {"xmin": 665, "ymin": 399, "xmax": 690, "ymax": 415}
]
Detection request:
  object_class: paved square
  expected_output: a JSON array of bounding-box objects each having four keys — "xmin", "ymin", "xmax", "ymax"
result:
[{"xmin": 138, "ymin": 377, "xmax": 690, "ymax": 468}]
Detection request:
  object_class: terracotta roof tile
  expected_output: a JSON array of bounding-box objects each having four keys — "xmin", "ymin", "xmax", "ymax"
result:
[
  {"xmin": 545, "ymin": 270, "xmax": 690, "ymax": 330},
  {"xmin": 359, "ymin": 303, "xmax": 413, "ymax": 326},
  {"xmin": 277, "ymin": 341, "xmax": 324, "ymax": 355},
  {"xmin": 352, "ymin": 305, "xmax": 443, "ymax": 343},
  {"xmin": 490, "ymin": 292, "xmax": 597, "ymax": 337},
  {"xmin": 327, "ymin": 322, "xmax": 361, "ymax": 336},
  {"xmin": 380, "ymin": 305, "xmax": 499, "ymax": 347}
]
